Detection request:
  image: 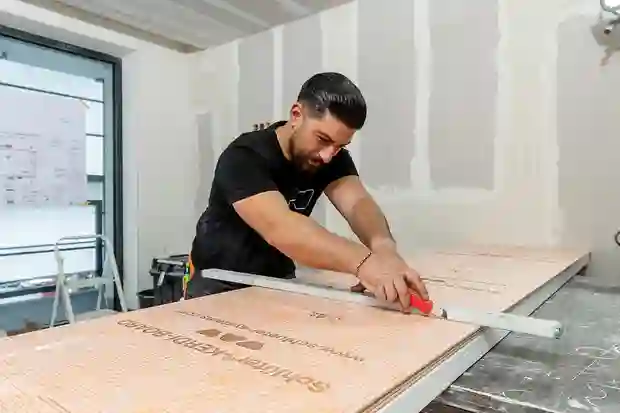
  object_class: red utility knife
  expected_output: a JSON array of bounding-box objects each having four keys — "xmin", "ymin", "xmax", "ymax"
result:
[{"xmin": 409, "ymin": 294, "xmax": 436, "ymax": 315}]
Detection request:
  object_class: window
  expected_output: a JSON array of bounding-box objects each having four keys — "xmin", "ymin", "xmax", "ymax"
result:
[{"xmin": 0, "ymin": 26, "xmax": 122, "ymax": 331}]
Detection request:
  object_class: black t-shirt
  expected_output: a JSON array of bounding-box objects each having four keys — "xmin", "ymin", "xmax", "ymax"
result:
[
  {"xmin": 189, "ymin": 121, "xmax": 358, "ymax": 296},
  {"xmin": 188, "ymin": 121, "xmax": 358, "ymax": 296}
]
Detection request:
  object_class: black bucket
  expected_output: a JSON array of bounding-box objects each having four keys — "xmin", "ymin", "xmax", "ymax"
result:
[{"xmin": 137, "ymin": 289, "xmax": 155, "ymax": 309}]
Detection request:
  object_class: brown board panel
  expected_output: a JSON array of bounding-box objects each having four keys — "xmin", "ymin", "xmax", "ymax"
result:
[{"xmin": 0, "ymin": 246, "xmax": 587, "ymax": 412}]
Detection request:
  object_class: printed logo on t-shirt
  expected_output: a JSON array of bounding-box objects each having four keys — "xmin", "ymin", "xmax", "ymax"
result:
[{"xmin": 288, "ymin": 189, "xmax": 315, "ymax": 212}]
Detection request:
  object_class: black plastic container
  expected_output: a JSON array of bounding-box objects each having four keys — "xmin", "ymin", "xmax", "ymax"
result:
[{"xmin": 137, "ymin": 289, "xmax": 155, "ymax": 309}]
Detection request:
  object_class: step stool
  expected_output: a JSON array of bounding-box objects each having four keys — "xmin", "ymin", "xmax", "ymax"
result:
[{"xmin": 49, "ymin": 234, "xmax": 128, "ymax": 327}]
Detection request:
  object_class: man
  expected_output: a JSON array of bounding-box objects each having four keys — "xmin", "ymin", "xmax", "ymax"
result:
[{"xmin": 188, "ymin": 72, "xmax": 429, "ymax": 311}]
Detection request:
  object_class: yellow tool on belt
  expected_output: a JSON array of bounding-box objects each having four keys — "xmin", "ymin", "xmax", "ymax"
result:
[{"xmin": 181, "ymin": 254, "xmax": 194, "ymax": 301}]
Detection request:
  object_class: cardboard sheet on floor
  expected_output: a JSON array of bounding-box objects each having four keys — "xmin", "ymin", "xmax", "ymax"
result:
[{"xmin": 0, "ymin": 246, "xmax": 587, "ymax": 413}]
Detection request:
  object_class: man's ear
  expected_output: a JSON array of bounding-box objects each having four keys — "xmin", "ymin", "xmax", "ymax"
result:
[{"xmin": 289, "ymin": 102, "xmax": 303, "ymax": 127}]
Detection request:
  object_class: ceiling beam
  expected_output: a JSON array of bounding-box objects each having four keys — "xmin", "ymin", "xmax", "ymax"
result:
[
  {"xmin": 200, "ymin": 0, "xmax": 269, "ymax": 28},
  {"xmin": 272, "ymin": 0, "xmax": 308, "ymax": 17},
  {"xmin": 16, "ymin": 0, "xmax": 202, "ymax": 52}
]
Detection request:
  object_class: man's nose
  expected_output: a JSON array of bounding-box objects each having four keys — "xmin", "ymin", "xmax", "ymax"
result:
[{"xmin": 318, "ymin": 147, "xmax": 339, "ymax": 163}]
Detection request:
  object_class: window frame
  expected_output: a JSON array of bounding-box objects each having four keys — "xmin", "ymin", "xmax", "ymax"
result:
[{"xmin": 0, "ymin": 24, "xmax": 124, "ymax": 309}]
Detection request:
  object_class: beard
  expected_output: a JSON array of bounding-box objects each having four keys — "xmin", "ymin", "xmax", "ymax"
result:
[{"xmin": 289, "ymin": 133, "xmax": 324, "ymax": 174}]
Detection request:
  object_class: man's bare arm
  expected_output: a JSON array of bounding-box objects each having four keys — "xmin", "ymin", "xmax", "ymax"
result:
[
  {"xmin": 325, "ymin": 175, "xmax": 430, "ymax": 300},
  {"xmin": 232, "ymin": 191, "xmax": 370, "ymax": 274},
  {"xmin": 325, "ymin": 175, "xmax": 396, "ymax": 251}
]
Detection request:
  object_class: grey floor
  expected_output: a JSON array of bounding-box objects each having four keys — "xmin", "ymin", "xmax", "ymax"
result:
[
  {"xmin": 0, "ymin": 290, "xmax": 107, "ymax": 333},
  {"xmin": 422, "ymin": 403, "xmax": 469, "ymax": 413}
]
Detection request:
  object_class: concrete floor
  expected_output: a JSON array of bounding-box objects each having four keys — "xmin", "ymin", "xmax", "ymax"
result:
[{"xmin": 423, "ymin": 403, "xmax": 469, "ymax": 413}]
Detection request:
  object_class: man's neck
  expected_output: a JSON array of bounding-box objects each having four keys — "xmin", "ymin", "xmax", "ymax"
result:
[{"xmin": 275, "ymin": 121, "xmax": 294, "ymax": 160}]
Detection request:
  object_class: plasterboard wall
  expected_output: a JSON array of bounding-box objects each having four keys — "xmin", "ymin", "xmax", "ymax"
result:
[
  {"xmin": 0, "ymin": 0, "xmax": 199, "ymax": 308},
  {"xmin": 192, "ymin": 0, "xmax": 620, "ymax": 284},
  {"xmin": 5, "ymin": 0, "xmax": 617, "ymax": 309}
]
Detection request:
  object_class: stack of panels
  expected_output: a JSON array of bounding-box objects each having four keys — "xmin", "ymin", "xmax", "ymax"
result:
[{"xmin": 0, "ymin": 246, "xmax": 587, "ymax": 413}]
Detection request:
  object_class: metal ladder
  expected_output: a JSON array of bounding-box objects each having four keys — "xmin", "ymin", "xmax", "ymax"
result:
[{"xmin": 49, "ymin": 234, "xmax": 128, "ymax": 327}]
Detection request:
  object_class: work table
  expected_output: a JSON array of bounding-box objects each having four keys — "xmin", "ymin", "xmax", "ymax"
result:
[{"xmin": 0, "ymin": 247, "xmax": 597, "ymax": 413}]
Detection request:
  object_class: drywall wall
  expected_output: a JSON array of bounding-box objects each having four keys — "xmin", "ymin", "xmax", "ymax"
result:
[
  {"xmin": 122, "ymin": 48, "xmax": 197, "ymax": 302},
  {"xmin": 0, "ymin": 0, "xmax": 199, "ymax": 308},
  {"xmin": 357, "ymin": 0, "xmax": 416, "ymax": 190},
  {"xmin": 238, "ymin": 30, "xmax": 274, "ymax": 132},
  {"xmin": 5, "ymin": 0, "xmax": 617, "ymax": 311},
  {"xmin": 191, "ymin": 0, "xmax": 530, "ymax": 244},
  {"xmin": 557, "ymin": 14, "xmax": 620, "ymax": 285},
  {"xmin": 192, "ymin": 0, "xmax": 620, "ymax": 283},
  {"xmin": 428, "ymin": 0, "xmax": 498, "ymax": 190}
]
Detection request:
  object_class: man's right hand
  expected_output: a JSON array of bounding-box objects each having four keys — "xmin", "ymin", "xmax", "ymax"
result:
[{"xmin": 355, "ymin": 251, "xmax": 429, "ymax": 312}]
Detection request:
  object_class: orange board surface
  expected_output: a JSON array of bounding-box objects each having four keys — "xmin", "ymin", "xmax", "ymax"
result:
[{"xmin": 0, "ymin": 246, "xmax": 587, "ymax": 413}]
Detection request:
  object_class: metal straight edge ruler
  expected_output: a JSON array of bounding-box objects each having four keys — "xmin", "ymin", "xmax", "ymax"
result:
[{"xmin": 201, "ymin": 269, "xmax": 563, "ymax": 339}]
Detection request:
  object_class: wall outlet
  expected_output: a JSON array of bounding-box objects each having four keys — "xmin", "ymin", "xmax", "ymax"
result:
[{"xmin": 252, "ymin": 121, "xmax": 272, "ymax": 131}]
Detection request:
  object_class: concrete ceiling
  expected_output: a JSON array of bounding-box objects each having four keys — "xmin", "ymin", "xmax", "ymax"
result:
[{"xmin": 18, "ymin": 0, "xmax": 352, "ymax": 52}]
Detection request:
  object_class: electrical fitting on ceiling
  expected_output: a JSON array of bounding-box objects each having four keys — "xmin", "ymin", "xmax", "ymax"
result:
[
  {"xmin": 600, "ymin": 0, "xmax": 620, "ymax": 32},
  {"xmin": 592, "ymin": 0, "xmax": 620, "ymax": 64}
]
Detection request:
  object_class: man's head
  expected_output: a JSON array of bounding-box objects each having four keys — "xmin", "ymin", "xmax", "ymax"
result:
[{"xmin": 287, "ymin": 72, "xmax": 366, "ymax": 172}]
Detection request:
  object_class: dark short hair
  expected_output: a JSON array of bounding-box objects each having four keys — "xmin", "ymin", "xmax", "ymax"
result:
[{"xmin": 297, "ymin": 72, "xmax": 367, "ymax": 130}]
